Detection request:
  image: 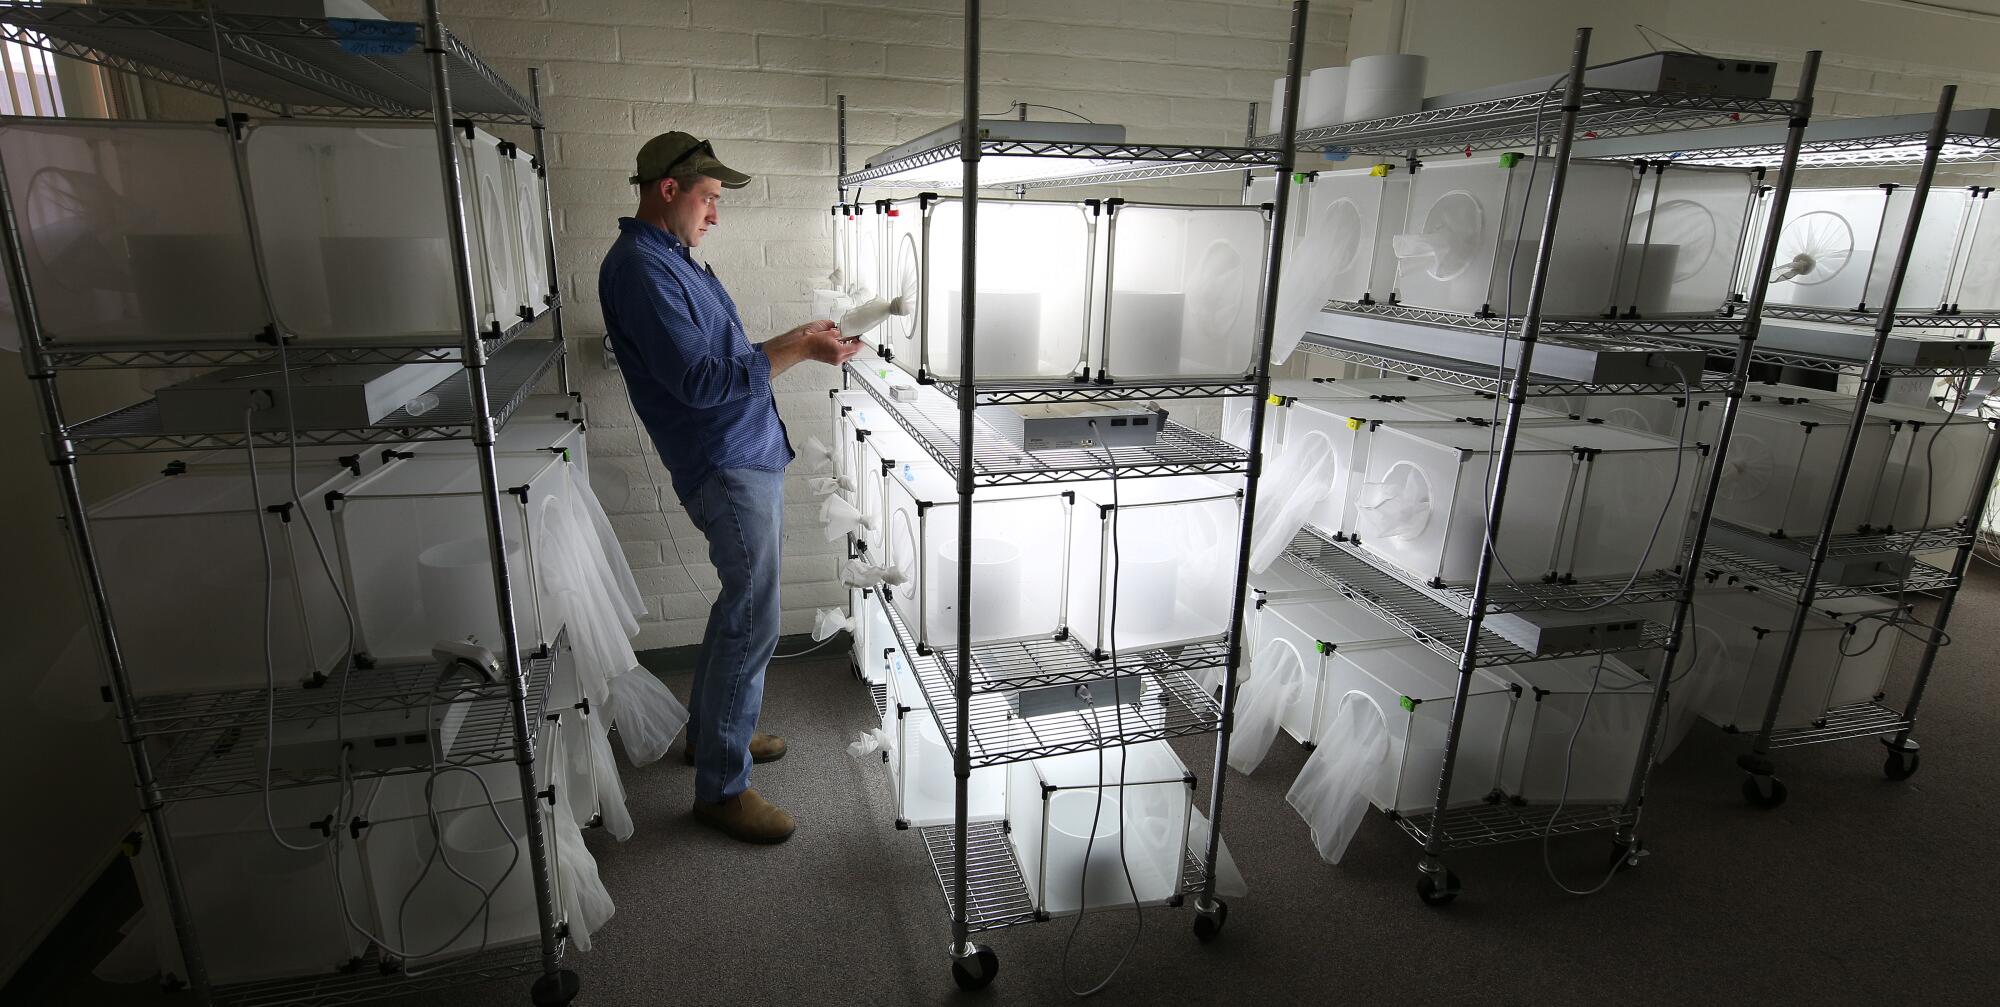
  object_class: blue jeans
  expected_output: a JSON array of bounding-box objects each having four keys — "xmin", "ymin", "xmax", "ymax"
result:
[{"xmin": 682, "ymin": 467, "xmax": 785, "ymax": 804}]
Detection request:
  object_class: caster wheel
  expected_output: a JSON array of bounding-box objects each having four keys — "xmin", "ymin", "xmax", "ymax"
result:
[
  {"xmin": 1740, "ymin": 774, "xmax": 1788, "ymax": 809},
  {"xmin": 950, "ymin": 945, "xmax": 998, "ymax": 992},
  {"xmin": 530, "ymin": 968, "xmax": 581, "ymax": 1006},
  {"xmin": 1417, "ymin": 869, "xmax": 1461, "ymax": 907},
  {"xmin": 1608, "ymin": 838, "xmax": 1645, "ymax": 873},
  {"xmin": 1884, "ymin": 750, "xmax": 1921, "ymax": 781},
  {"xmin": 1192, "ymin": 898, "xmax": 1229, "ymax": 943}
]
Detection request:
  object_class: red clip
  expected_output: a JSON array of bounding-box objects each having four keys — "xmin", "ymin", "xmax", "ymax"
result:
[{"xmin": 886, "ymin": 209, "xmax": 900, "ymax": 216}]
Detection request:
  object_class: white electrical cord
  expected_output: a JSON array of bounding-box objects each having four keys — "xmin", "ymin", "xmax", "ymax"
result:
[
  {"xmin": 1061, "ymin": 421, "xmax": 1142, "ymax": 997},
  {"xmin": 1540, "ymin": 652, "xmax": 1623, "ymax": 896}
]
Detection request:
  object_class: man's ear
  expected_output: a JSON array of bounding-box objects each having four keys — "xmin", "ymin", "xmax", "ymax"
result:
[{"xmin": 655, "ymin": 177, "xmax": 678, "ymax": 202}]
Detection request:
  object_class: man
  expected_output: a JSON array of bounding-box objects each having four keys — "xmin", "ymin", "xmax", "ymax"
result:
[{"xmin": 599, "ymin": 131, "xmax": 861, "ymax": 844}]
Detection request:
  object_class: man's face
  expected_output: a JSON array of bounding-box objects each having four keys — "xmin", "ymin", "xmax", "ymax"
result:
[{"xmin": 662, "ymin": 175, "xmax": 723, "ymax": 248}]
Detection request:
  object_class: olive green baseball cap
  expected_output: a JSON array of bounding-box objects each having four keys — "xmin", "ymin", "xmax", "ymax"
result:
[{"xmin": 630, "ymin": 131, "xmax": 752, "ymax": 189}]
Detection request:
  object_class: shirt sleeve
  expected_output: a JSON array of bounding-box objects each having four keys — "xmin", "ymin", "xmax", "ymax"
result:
[{"xmin": 610, "ymin": 257, "xmax": 771, "ymax": 409}]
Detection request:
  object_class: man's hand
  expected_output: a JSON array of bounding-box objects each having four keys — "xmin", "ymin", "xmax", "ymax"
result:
[{"xmin": 762, "ymin": 318, "xmax": 863, "ymax": 376}]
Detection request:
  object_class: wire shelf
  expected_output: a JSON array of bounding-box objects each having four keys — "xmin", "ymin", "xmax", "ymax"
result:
[
  {"xmin": 1764, "ymin": 701, "xmax": 1912, "ymax": 749},
  {"xmin": 130, "ymin": 656, "xmax": 532, "ymax": 738},
  {"xmin": 0, "ymin": 3, "xmax": 540, "ymax": 124},
  {"xmin": 1252, "ymin": 87, "xmax": 1800, "ymax": 157},
  {"xmin": 1390, "ymin": 800, "xmax": 1633, "ymax": 850},
  {"xmin": 920, "ymin": 820, "xmax": 1042, "ymax": 933},
  {"xmin": 930, "ymin": 374, "xmax": 1258, "ymax": 406},
  {"xmin": 39, "ymin": 301, "xmax": 560, "ymax": 371},
  {"xmin": 877, "ymin": 590, "xmax": 1221, "ymax": 767},
  {"xmin": 1281, "ymin": 530, "xmax": 1673, "ymax": 667},
  {"xmin": 211, "ymin": 938, "xmax": 558, "ymax": 1007},
  {"xmin": 1702, "ymin": 546, "xmax": 1960, "ymax": 600},
  {"xmin": 846, "ymin": 362, "xmax": 1249, "ymax": 486},
  {"xmin": 147, "ymin": 650, "xmax": 553, "ymax": 804},
  {"xmin": 1322, "ymin": 300, "xmax": 1752, "ymax": 339},
  {"xmin": 1712, "ymin": 519, "xmax": 1974, "ymax": 560},
  {"xmin": 1294, "ymin": 334, "xmax": 1736, "ymax": 398},
  {"xmin": 838, "ymin": 137, "xmax": 1278, "ymax": 190},
  {"xmin": 1764, "ymin": 304, "xmax": 2000, "ymax": 330},
  {"xmin": 67, "ymin": 337, "xmax": 564, "ymax": 455},
  {"xmin": 1290, "ymin": 528, "xmax": 1685, "ymax": 615},
  {"xmin": 876, "ymin": 589, "xmax": 1231, "ymax": 694},
  {"xmin": 1611, "ymin": 327, "xmax": 2000, "ymax": 378}
]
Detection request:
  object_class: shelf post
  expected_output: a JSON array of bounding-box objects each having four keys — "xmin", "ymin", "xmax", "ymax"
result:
[
  {"xmin": 1617, "ymin": 52, "xmax": 1822, "ymax": 841},
  {"xmin": 528, "ymin": 67, "xmax": 568, "ymax": 395},
  {"xmin": 421, "ymin": 2, "xmax": 574, "ymax": 1001},
  {"xmin": 1199, "ymin": 0, "xmax": 1309, "ymax": 917},
  {"xmin": 0, "ymin": 101, "xmax": 215, "ymax": 1007},
  {"xmin": 1414, "ymin": 26, "xmax": 1591, "ymax": 888},
  {"xmin": 948, "ymin": 0, "xmax": 981, "ymax": 968},
  {"xmin": 836, "ymin": 92, "xmax": 848, "ymax": 203},
  {"xmin": 1740, "ymin": 84, "xmax": 1956, "ymax": 786}
]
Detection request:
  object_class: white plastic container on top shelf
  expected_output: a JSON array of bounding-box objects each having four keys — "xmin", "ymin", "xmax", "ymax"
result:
[
  {"xmin": 88, "ymin": 456, "xmax": 357, "ymax": 696},
  {"xmin": 1006, "ymin": 741, "xmax": 1194, "ymax": 916},
  {"xmin": 1866, "ymin": 399, "xmax": 1993, "ymax": 532},
  {"xmin": 1391, "ymin": 155, "xmax": 1640, "ymax": 318},
  {"xmin": 1491, "ymin": 656, "xmax": 1654, "ymax": 804},
  {"xmin": 1068, "ymin": 475, "xmax": 1241, "ymax": 656},
  {"xmin": 1760, "ymin": 185, "xmax": 1973, "ymax": 312},
  {"xmin": 246, "ymin": 123, "xmax": 506, "ymax": 341},
  {"xmin": 1297, "ymin": 165, "xmax": 1411, "ymax": 305},
  {"xmin": 1711, "ymin": 395, "xmax": 1895, "ymax": 538},
  {"xmin": 881, "ymin": 644, "xmax": 1005, "ymax": 827},
  {"xmin": 1321, "ymin": 637, "xmax": 1517, "ymax": 813},
  {"xmin": 329, "ymin": 453, "xmax": 570, "ymax": 661},
  {"xmin": 0, "ymin": 120, "xmax": 267, "ymax": 344},
  {"xmin": 879, "ymin": 195, "xmax": 1096, "ymax": 382},
  {"xmin": 136, "ymin": 783, "xmax": 373, "ymax": 985},
  {"xmin": 1351, "ymin": 419, "xmax": 1698, "ymax": 586},
  {"xmin": 1688, "ymin": 586, "xmax": 1859, "ymax": 731},
  {"xmin": 879, "ymin": 462, "xmax": 1070, "ymax": 652},
  {"xmin": 1259, "ymin": 595, "xmax": 1411, "ymax": 746},
  {"xmin": 1614, "ymin": 162, "xmax": 1759, "ymax": 316},
  {"xmin": 1098, "ymin": 201, "xmax": 1268, "ymax": 381}
]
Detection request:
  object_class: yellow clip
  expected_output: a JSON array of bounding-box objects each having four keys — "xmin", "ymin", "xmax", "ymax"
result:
[
  {"xmin": 1267, "ymin": 394, "xmax": 1284, "ymax": 406},
  {"xmin": 1346, "ymin": 417, "xmax": 1364, "ymax": 430},
  {"xmin": 1369, "ymin": 163, "xmax": 1394, "ymax": 177}
]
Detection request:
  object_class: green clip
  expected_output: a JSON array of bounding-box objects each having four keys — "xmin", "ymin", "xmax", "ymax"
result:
[
  {"xmin": 561, "ymin": 447, "xmax": 571, "ymax": 462},
  {"xmin": 1399, "ymin": 695, "xmax": 1418, "ymax": 712},
  {"xmin": 1498, "ymin": 152, "xmax": 1523, "ymax": 168},
  {"xmin": 1291, "ymin": 171, "xmax": 1309, "ymax": 184},
  {"xmin": 1315, "ymin": 640, "xmax": 1334, "ymax": 655}
]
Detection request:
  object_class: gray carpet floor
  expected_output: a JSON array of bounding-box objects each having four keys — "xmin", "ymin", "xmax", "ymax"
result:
[{"xmin": 34, "ymin": 570, "xmax": 2000, "ymax": 1006}]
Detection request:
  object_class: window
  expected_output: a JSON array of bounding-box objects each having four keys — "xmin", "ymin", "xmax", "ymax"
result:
[{"xmin": 0, "ymin": 28, "xmax": 64, "ymax": 117}]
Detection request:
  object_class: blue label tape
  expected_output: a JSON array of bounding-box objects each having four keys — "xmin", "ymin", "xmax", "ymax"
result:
[{"xmin": 329, "ymin": 18, "xmax": 421, "ymax": 57}]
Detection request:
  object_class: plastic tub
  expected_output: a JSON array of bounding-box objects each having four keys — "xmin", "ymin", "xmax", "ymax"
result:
[
  {"xmin": 0, "ymin": 120, "xmax": 266, "ymax": 344},
  {"xmin": 1005, "ymin": 741, "xmax": 1193, "ymax": 917}
]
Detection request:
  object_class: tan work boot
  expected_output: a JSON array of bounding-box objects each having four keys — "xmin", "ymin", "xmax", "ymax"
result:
[
  {"xmin": 682, "ymin": 731, "xmax": 788, "ymax": 766},
  {"xmin": 692, "ymin": 788, "xmax": 797, "ymax": 844}
]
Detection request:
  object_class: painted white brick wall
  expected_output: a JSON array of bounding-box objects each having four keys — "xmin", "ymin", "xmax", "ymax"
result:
[{"xmin": 372, "ymin": 0, "xmax": 1349, "ymax": 649}]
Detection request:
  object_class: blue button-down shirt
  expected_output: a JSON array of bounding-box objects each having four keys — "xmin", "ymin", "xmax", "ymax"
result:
[{"xmin": 599, "ymin": 218, "xmax": 792, "ymax": 502}]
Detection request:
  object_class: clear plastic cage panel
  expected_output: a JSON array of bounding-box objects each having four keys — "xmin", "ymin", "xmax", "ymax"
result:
[
  {"xmin": 1689, "ymin": 588, "xmax": 1855, "ymax": 731},
  {"xmin": 360, "ymin": 759, "xmax": 556, "ymax": 961},
  {"xmin": 1101, "ymin": 202, "xmax": 1267, "ymax": 380},
  {"xmin": 1713, "ymin": 397, "xmax": 1896, "ymax": 537},
  {"xmin": 1492, "ymin": 656, "xmax": 1653, "ymax": 804},
  {"xmin": 89, "ymin": 462, "xmax": 355, "ymax": 695},
  {"xmin": 1529, "ymin": 421, "xmax": 1701, "ymax": 581},
  {"xmin": 885, "ymin": 196, "xmax": 1096, "ymax": 382},
  {"xmin": 333, "ymin": 453, "xmax": 569, "ymax": 661},
  {"xmin": 247, "ymin": 123, "xmax": 480, "ymax": 341},
  {"xmin": 880, "ymin": 464, "xmax": 1070, "ymax": 651},
  {"xmin": 137, "ymin": 784, "xmax": 371, "ymax": 985},
  {"xmin": 883, "ymin": 647, "xmax": 1006, "ymax": 827},
  {"xmin": 1261, "ymin": 596, "xmax": 1411, "ymax": 746},
  {"xmin": 1068, "ymin": 475, "xmax": 1240, "ymax": 655},
  {"xmin": 1618, "ymin": 163, "xmax": 1757, "ymax": 316},
  {"xmin": 1005, "ymin": 741, "xmax": 1193, "ymax": 917},
  {"xmin": 1300, "ymin": 166, "xmax": 1410, "ymax": 304},
  {"xmin": 1350, "ymin": 422, "xmax": 1573, "ymax": 586},
  {"xmin": 1867, "ymin": 401, "xmax": 1992, "ymax": 532},
  {"xmin": 0, "ymin": 120, "xmax": 266, "ymax": 344},
  {"xmin": 1817, "ymin": 597, "xmax": 1903, "ymax": 711},
  {"xmin": 1756, "ymin": 185, "xmax": 1962, "ymax": 312},
  {"xmin": 1324, "ymin": 640, "xmax": 1516, "ymax": 813},
  {"xmin": 840, "ymin": 202, "xmax": 884, "ymax": 299},
  {"xmin": 513, "ymin": 147, "xmax": 551, "ymax": 313},
  {"xmin": 1392, "ymin": 156, "xmax": 1638, "ymax": 318},
  {"xmin": 1948, "ymin": 189, "xmax": 2000, "ymax": 312},
  {"xmin": 1871, "ymin": 185, "xmax": 1971, "ymax": 312},
  {"xmin": 462, "ymin": 129, "xmax": 531, "ymax": 330}
]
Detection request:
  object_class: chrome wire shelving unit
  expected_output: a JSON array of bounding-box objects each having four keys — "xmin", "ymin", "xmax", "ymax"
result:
[
  {"xmin": 1257, "ymin": 29, "xmax": 1823, "ymax": 906},
  {"xmin": 1561, "ymin": 90, "xmax": 2000, "ymax": 806},
  {"xmin": 828, "ymin": 1, "xmax": 1309, "ymax": 988},
  {"xmin": 1, "ymin": 3, "xmax": 579, "ymax": 1004}
]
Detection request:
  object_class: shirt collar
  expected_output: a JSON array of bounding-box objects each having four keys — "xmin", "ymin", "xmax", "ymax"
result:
[{"xmin": 619, "ymin": 217, "xmax": 694, "ymax": 262}]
